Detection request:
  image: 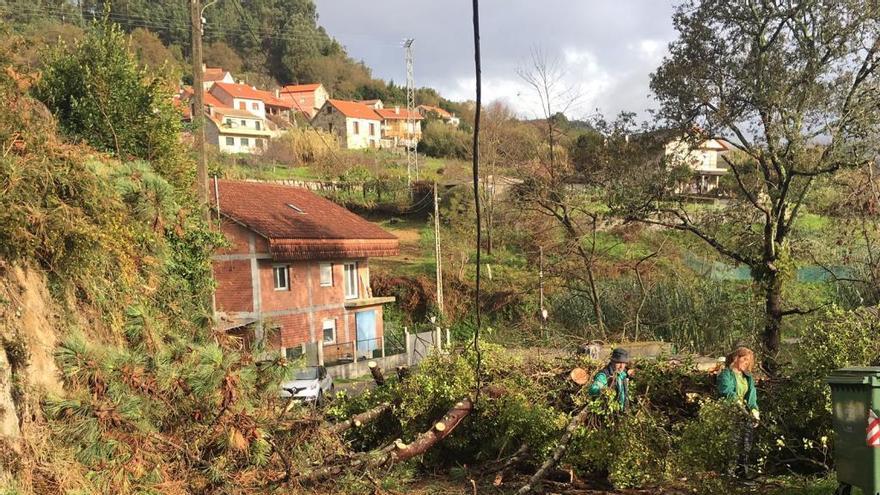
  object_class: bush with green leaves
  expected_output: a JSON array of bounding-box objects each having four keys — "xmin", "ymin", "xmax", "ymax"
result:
[{"xmin": 33, "ymin": 15, "xmax": 187, "ymax": 188}]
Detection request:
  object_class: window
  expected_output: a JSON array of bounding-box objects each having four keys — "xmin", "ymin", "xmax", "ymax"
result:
[
  {"xmin": 273, "ymin": 265, "xmax": 289, "ymax": 291},
  {"xmin": 251, "ymin": 101, "xmax": 258, "ymax": 110},
  {"xmin": 241, "ymin": 137, "xmax": 250, "ymax": 147},
  {"xmin": 255, "ymin": 121, "xmax": 261, "ymax": 130},
  {"xmin": 238, "ymin": 101, "xmax": 245, "ymax": 110},
  {"xmin": 240, "ymin": 119, "xmax": 247, "ymax": 127},
  {"xmin": 299, "ymin": 97, "xmax": 306, "ymax": 104},
  {"xmin": 225, "ymin": 137, "xmax": 234, "ymax": 146},
  {"xmin": 343, "ymin": 262, "xmax": 358, "ymax": 299},
  {"xmin": 320, "ymin": 263, "xmax": 333, "ymax": 287},
  {"xmin": 322, "ymin": 319, "xmax": 336, "ymax": 343},
  {"xmin": 353, "ymin": 121, "xmax": 360, "ymax": 135},
  {"xmin": 369, "ymin": 122, "xmax": 375, "ymax": 136},
  {"xmin": 225, "ymin": 118, "xmax": 232, "ymax": 126}
]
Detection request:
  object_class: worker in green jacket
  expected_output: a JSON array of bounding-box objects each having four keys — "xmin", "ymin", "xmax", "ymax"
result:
[
  {"xmin": 588, "ymin": 348, "xmax": 634, "ymax": 411},
  {"xmin": 717, "ymin": 346, "xmax": 759, "ymax": 480}
]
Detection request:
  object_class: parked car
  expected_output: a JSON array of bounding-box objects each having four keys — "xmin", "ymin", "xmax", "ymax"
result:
[{"xmin": 280, "ymin": 365, "xmax": 334, "ymax": 405}]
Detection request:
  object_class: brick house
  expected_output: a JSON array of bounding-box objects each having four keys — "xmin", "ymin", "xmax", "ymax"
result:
[
  {"xmin": 310, "ymin": 99, "xmax": 382, "ymax": 149},
  {"xmin": 279, "ymin": 83, "xmax": 329, "ymax": 119},
  {"xmin": 211, "ymin": 180, "xmax": 399, "ymax": 362}
]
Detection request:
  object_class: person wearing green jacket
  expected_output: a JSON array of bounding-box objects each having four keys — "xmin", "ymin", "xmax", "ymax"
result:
[
  {"xmin": 588, "ymin": 348, "xmax": 634, "ymax": 411},
  {"xmin": 717, "ymin": 346, "xmax": 759, "ymax": 480}
]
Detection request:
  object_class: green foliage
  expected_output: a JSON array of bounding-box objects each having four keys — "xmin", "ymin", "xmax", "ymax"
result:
[
  {"xmin": 674, "ymin": 398, "xmax": 741, "ymax": 473},
  {"xmin": 34, "ymin": 16, "xmax": 187, "ymax": 187},
  {"xmin": 418, "ymin": 120, "xmax": 471, "ymax": 159}
]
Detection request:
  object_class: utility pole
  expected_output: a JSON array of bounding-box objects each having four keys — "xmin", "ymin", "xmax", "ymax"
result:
[
  {"xmin": 403, "ymin": 38, "xmax": 417, "ymax": 186},
  {"xmin": 433, "ymin": 181, "xmax": 444, "ymax": 317},
  {"xmin": 191, "ymin": 0, "xmax": 209, "ymax": 215}
]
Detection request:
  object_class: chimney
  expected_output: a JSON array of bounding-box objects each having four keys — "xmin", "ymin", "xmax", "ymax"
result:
[
  {"xmin": 394, "ymin": 106, "xmax": 400, "ymax": 115},
  {"xmin": 201, "ymin": 63, "xmax": 206, "ymax": 71},
  {"xmin": 275, "ymin": 88, "xmax": 280, "ymax": 97}
]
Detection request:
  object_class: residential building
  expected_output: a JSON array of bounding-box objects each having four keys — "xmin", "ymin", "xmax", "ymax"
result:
[
  {"xmin": 357, "ymin": 99, "xmax": 384, "ymax": 110},
  {"xmin": 203, "ymin": 66, "xmax": 235, "ymax": 90},
  {"xmin": 205, "ymin": 109, "xmax": 273, "ymax": 154},
  {"xmin": 418, "ymin": 104, "xmax": 460, "ymax": 126},
  {"xmin": 211, "ymin": 180, "xmax": 399, "ymax": 361},
  {"xmin": 664, "ymin": 138, "xmax": 730, "ymax": 194},
  {"xmin": 375, "ymin": 106, "xmax": 423, "ymax": 148},
  {"xmin": 311, "ymin": 99, "xmax": 382, "ymax": 149},
  {"xmin": 279, "ymin": 83, "xmax": 329, "ymax": 119},
  {"xmin": 209, "ymin": 82, "xmax": 268, "ymax": 119},
  {"xmin": 255, "ymin": 88, "xmax": 295, "ymax": 120}
]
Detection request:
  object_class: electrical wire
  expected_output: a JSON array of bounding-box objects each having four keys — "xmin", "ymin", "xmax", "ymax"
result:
[{"xmin": 470, "ymin": 0, "xmax": 483, "ymax": 411}]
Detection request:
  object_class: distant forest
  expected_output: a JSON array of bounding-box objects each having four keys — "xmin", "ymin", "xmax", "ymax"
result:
[{"xmin": 0, "ymin": 0, "xmax": 471, "ymax": 114}]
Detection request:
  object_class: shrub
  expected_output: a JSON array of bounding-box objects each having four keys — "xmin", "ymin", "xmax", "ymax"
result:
[{"xmin": 418, "ymin": 120, "xmax": 470, "ymax": 159}]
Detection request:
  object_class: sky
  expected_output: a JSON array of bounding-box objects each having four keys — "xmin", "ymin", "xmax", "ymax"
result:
[{"xmin": 313, "ymin": 0, "xmax": 680, "ymax": 120}]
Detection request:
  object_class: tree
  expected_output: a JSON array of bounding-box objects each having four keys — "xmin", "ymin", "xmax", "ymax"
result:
[
  {"xmin": 34, "ymin": 17, "xmax": 186, "ymax": 187},
  {"xmin": 203, "ymin": 41, "xmax": 244, "ymax": 74},
  {"xmin": 130, "ymin": 28, "xmax": 181, "ymax": 76},
  {"xmin": 641, "ymin": 0, "xmax": 880, "ymax": 371}
]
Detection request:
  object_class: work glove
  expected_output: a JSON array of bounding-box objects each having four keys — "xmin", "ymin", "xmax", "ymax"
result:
[{"xmin": 750, "ymin": 409, "xmax": 760, "ymax": 424}]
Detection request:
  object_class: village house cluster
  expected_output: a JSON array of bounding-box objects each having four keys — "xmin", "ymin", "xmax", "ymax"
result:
[{"xmin": 174, "ymin": 66, "xmax": 462, "ymax": 153}]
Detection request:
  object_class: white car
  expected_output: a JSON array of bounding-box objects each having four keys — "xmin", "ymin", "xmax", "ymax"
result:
[{"xmin": 280, "ymin": 366, "xmax": 334, "ymax": 405}]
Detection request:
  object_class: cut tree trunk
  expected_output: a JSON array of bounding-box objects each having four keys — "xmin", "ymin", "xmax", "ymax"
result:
[
  {"xmin": 515, "ymin": 404, "xmax": 592, "ymax": 495},
  {"xmin": 298, "ymin": 397, "xmax": 474, "ymax": 485},
  {"xmin": 328, "ymin": 402, "xmax": 391, "ymax": 435},
  {"xmin": 368, "ymin": 361, "xmax": 385, "ymax": 386},
  {"xmin": 390, "ymin": 398, "xmax": 474, "ymax": 462},
  {"xmin": 569, "ymin": 368, "xmax": 588, "ymax": 386}
]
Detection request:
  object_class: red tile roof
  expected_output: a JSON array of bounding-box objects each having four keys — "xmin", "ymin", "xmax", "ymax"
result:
[
  {"xmin": 204, "ymin": 92, "xmax": 225, "ymax": 107},
  {"xmin": 375, "ymin": 108, "xmax": 424, "ymax": 120},
  {"xmin": 326, "ymin": 99, "xmax": 381, "ymax": 120},
  {"xmin": 211, "ymin": 82, "xmax": 265, "ymax": 101},
  {"xmin": 280, "ymin": 83, "xmax": 323, "ymax": 93},
  {"xmin": 254, "ymin": 88, "xmax": 294, "ymax": 109},
  {"xmin": 204, "ymin": 67, "xmax": 233, "ymax": 82},
  {"xmin": 212, "ymin": 180, "xmax": 399, "ymax": 260},
  {"xmin": 418, "ymin": 104, "xmax": 452, "ymax": 119}
]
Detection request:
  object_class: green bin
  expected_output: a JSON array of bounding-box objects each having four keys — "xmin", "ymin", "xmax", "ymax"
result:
[{"xmin": 827, "ymin": 367, "xmax": 880, "ymax": 495}]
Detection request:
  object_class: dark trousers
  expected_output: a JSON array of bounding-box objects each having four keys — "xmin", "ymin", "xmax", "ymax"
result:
[{"xmin": 729, "ymin": 413, "xmax": 755, "ymax": 475}]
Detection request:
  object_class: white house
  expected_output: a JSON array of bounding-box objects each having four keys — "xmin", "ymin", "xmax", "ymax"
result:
[
  {"xmin": 203, "ymin": 66, "xmax": 235, "ymax": 90},
  {"xmin": 209, "ymin": 82, "xmax": 267, "ymax": 120},
  {"xmin": 665, "ymin": 138, "xmax": 730, "ymax": 194},
  {"xmin": 206, "ymin": 109, "xmax": 274, "ymax": 154},
  {"xmin": 310, "ymin": 99, "xmax": 382, "ymax": 149}
]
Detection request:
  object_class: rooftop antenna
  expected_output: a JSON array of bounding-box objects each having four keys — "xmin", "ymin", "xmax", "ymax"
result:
[{"xmin": 403, "ymin": 38, "xmax": 418, "ymax": 189}]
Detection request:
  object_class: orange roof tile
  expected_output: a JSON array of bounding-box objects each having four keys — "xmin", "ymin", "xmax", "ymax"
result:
[
  {"xmin": 375, "ymin": 108, "xmax": 423, "ymax": 120},
  {"xmin": 253, "ymin": 89, "xmax": 294, "ymax": 109},
  {"xmin": 326, "ymin": 99, "xmax": 381, "ymax": 120},
  {"xmin": 280, "ymin": 83, "xmax": 323, "ymax": 93},
  {"xmin": 211, "ymin": 82, "xmax": 266, "ymax": 101},
  {"xmin": 204, "ymin": 67, "xmax": 229, "ymax": 82},
  {"xmin": 418, "ymin": 104, "xmax": 452, "ymax": 119}
]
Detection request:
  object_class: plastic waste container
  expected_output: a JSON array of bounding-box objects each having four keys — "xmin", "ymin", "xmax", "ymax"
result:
[{"xmin": 827, "ymin": 367, "xmax": 880, "ymax": 495}]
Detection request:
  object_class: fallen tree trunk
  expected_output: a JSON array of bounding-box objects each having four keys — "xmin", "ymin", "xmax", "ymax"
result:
[
  {"xmin": 390, "ymin": 397, "xmax": 474, "ymax": 462},
  {"xmin": 328, "ymin": 402, "xmax": 392, "ymax": 435},
  {"xmin": 515, "ymin": 404, "xmax": 591, "ymax": 495},
  {"xmin": 368, "ymin": 361, "xmax": 385, "ymax": 386},
  {"xmin": 298, "ymin": 397, "xmax": 474, "ymax": 485}
]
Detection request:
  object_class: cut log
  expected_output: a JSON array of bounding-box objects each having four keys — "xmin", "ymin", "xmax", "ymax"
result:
[
  {"xmin": 328, "ymin": 402, "xmax": 391, "ymax": 435},
  {"xmin": 390, "ymin": 398, "xmax": 474, "ymax": 462},
  {"xmin": 569, "ymin": 367, "xmax": 589, "ymax": 386},
  {"xmin": 515, "ymin": 404, "xmax": 591, "ymax": 495},
  {"xmin": 368, "ymin": 361, "xmax": 385, "ymax": 386},
  {"xmin": 298, "ymin": 398, "xmax": 474, "ymax": 486}
]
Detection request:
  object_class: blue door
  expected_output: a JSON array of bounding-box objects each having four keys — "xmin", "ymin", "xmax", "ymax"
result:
[{"xmin": 356, "ymin": 310, "xmax": 377, "ymax": 359}]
